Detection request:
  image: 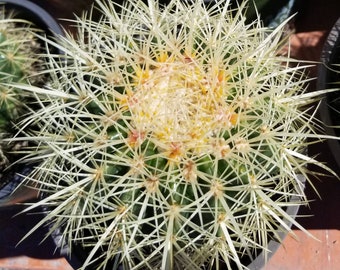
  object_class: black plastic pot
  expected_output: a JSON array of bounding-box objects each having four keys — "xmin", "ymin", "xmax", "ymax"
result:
[
  {"xmin": 233, "ymin": 0, "xmax": 297, "ymax": 27},
  {"xmin": 1, "ymin": 0, "xmax": 63, "ymax": 37},
  {"xmin": 318, "ymin": 18, "xmax": 340, "ymax": 171},
  {"xmin": 197, "ymin": 0, "xmax": 298, "ymax": 27}
]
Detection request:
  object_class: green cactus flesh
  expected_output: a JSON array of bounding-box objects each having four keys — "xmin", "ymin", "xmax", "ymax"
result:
[{"xmin": 17, "ymin": 1, "xmax": 329, "ymax": 269}]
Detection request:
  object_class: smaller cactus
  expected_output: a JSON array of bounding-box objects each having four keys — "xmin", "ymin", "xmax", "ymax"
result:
[
  {"xmin": 0, "ymin": 5, "xmax": 41, "ymax": 169},
  {"xmin": 0, "ymin": 5, "xmax": 41, "ymax": 131}
]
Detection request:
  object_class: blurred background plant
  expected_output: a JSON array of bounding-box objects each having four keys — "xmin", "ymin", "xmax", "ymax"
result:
[{"xmin": 0, "ymin": 4, "xmax": 42, "ymax": 172}]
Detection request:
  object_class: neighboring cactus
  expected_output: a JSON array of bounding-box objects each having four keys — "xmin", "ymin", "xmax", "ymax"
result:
[
  {"xmin": 0, "ymin": 6, "xmax": 41, "ymax": 130},
  {"xmin": 15, "ymin": 0, "xmax": 337, "ymax": 269},
  {"xmin": 0, "ymin": 5, "xmax": 41, "ymax": 168}
]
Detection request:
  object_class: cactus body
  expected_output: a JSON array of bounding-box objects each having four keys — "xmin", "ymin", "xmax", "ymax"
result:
[{"xmin": 16, "ymin": 0, "xmax": 334, "ymax": 269}]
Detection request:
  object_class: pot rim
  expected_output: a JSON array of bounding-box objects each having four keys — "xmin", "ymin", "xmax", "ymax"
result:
[{"xmin": 0, "ymin": 0, "xmax": 64, "ymax": 36}]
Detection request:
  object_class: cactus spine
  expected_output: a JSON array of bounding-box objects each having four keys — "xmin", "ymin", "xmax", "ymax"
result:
[{"xmin": 15, "ymin": 0, "xmax": 336, "ymax": 269}]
